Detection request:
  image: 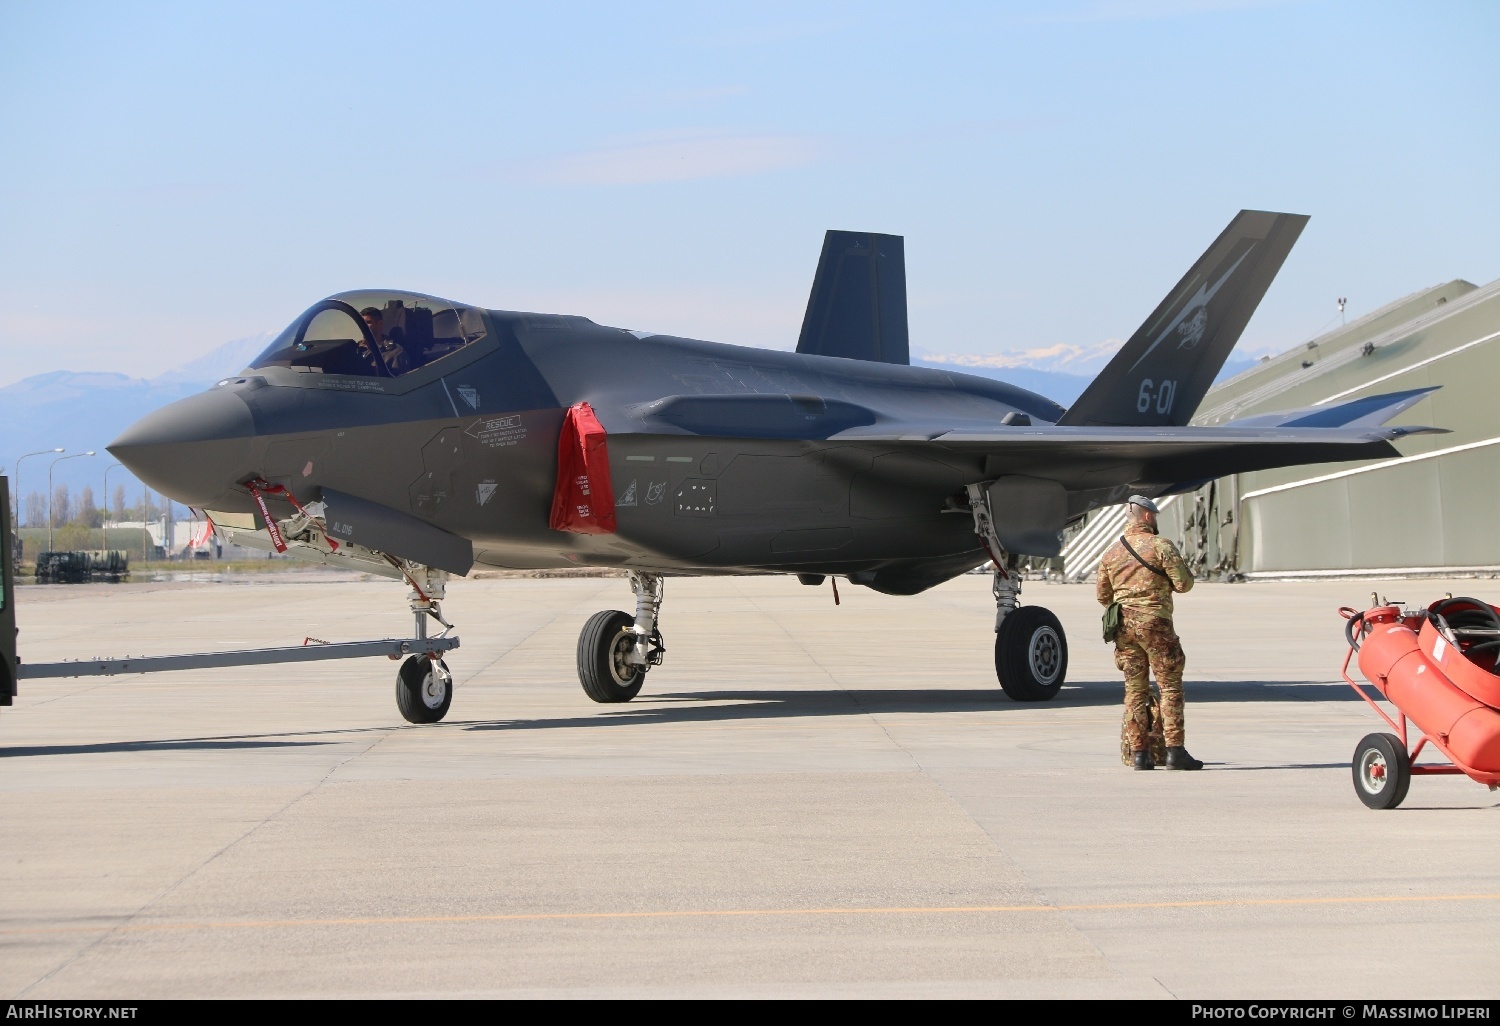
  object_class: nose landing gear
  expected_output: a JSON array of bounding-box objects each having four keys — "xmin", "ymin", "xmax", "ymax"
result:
[
  {"xmin": 578, "ymin": 571, "xmax": 665, "ymax": 703},
  {"xmin": 394, "ymin": 563, "xmax": 457, "ymax": 724}
]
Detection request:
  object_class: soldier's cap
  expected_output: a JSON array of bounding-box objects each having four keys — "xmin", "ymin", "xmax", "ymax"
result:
[{"xmin": 1126, "ymin": 494, "xmax": 1160, "ymax": 514}]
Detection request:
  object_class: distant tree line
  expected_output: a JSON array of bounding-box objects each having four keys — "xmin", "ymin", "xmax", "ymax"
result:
[
  {"xmin": 13, "ymin": 485, "xmax": 179, "ymax": 533},
  {"xmin": 8, "ymin": 486, "xmax": 181, "ymax": 558}
]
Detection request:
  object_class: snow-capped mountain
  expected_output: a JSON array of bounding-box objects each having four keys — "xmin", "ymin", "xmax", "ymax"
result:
[
  {"xmin": 1, "ymin": 334, "xmax": 273, "ymax": 501},
  {"xmin": 914, "ymin": 338, "xmax": 1262, "ymax": 407}
]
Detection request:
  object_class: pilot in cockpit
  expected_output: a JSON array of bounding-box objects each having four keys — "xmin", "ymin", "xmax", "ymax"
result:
[{"xmin": 360, "ymin": 307, "xmax": 410, "ymax": 376}]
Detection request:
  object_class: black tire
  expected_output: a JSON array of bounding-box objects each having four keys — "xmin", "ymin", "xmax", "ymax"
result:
[
  {"xmin": 1352, "ymin": 732, "xmax": 1411, "ymax": 809},
  {"xmin": 578, "ymin": 609, "xmax": 646, "ymax": 703},
  {"xmin": 396, "ymin": 654, "xmax": 452, "ymax": 724},
  {"xmin": 995, "ymin": 606, "xmax": 1068, "ymax": 702}
]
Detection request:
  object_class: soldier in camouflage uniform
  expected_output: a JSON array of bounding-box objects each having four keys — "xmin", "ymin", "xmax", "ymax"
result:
[{"xmin": 1096, "ymin": 495, "xmax": 1204, "ymax": 771}]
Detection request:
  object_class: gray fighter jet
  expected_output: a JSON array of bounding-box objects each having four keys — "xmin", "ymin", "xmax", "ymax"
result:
[{"xmin": 108, "ymin": 210, "xmax": 1438, "ymax": 722}]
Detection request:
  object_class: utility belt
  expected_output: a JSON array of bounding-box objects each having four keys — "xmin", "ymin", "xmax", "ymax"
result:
[{"xmin": 1102, "ymin": 602, "xmax": 1174, "ymax": 642}]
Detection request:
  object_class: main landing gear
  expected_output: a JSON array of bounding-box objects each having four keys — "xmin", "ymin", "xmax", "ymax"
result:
[
  {"xmin": 394, "ymin": 564, "xmax": 456, "ymax": 723},
  {"xmin": 578, "ymin": 571, "xmax": 665, "ymax": 703},
  {"xmin": 966, "ymin": 483, "xmax": 1068, "ymax": 702}
]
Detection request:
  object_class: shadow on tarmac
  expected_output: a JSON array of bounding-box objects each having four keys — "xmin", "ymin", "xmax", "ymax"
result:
[
  {"xmin": 0, "ymin": 739, "xmax": 336, "ymax": 758},
  {"xmin": 0, "ymin": 680, "xmax": 1373, "ymax": 754},
  {"xmin": 460, "ymin": 679, "xmax": 1366, "ymax": 733},
  {"xmin": 1206, "ymin": 762, "xmax": 1349, "ymax": 771}
]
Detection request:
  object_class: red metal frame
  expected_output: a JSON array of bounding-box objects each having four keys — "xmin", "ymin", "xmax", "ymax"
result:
[{"xmin": 1339, "ymin": 610, "xmax": 1500, "ymax": 786}]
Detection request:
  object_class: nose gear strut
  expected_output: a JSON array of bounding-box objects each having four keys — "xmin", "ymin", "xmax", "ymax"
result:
[{"xmin": 235, "ymin": 478, "xmax": 461, "ymax": 724}]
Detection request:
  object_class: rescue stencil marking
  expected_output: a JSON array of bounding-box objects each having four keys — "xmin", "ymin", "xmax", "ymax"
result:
[
  {"xmin": 476, "ymin": 481, "xmax": 498, "ymax": 506},
  {"xmin": 617, "ymin": 480, "xmax": 638, "ymax": 507},
  {"xmin": 465, "ymin": 416, "xmax": 526, "ymax": 448},
  {"xmin": 456, "ymin": 385, "xmax": 480, "ymax": 409}
]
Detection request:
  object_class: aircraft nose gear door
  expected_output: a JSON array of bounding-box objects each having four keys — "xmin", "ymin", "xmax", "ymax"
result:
[
  {"xmin": 965, "ymin": 483, "xmax": 1068, "ymax": 702},
  {"xmin": 577, "ymin": 571, "xmax": 665, "ymax": 703}
]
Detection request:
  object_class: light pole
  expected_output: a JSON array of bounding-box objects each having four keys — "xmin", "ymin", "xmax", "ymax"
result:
[
  {"xmin": 47, "ymin": 451, "xmax": 95, "ymax": 552},
  {"xmin": 142, "ymin": 485, "xmax": 153, "ymax": 561},
  {"xmin": 14, "ymin": 448, "xmax": 64, "ymax": 530},
  {"xmin": 12, "ymin": 447, "xmax": 63, "ymax": 564},
  {"xmin": 101, "ymin": 462, "xmax": 125, "ymax": 550}
]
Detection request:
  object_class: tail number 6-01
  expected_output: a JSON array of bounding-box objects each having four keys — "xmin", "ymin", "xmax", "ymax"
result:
[{"xmin": 1137, "ymin": 378, "xmax": 1176, "ymax": 415}]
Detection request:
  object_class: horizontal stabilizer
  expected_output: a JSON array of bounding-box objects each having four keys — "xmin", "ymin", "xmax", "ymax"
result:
[
  {"xmin": 1225, "ymin": 387, "xmax": 1443, "ymax": 431},
  {"xmin": 1061, "ymin": 210, "xmax": 1309, "ymax": 428},
  {"xmin": 797, "ymin": 231, "xmax": 909, "ymax": 365}
]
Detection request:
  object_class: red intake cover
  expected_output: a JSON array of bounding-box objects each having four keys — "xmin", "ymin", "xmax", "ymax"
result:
[{"xmin": 549, "ymin": 402, "xmax": 617, "ymax": 535}]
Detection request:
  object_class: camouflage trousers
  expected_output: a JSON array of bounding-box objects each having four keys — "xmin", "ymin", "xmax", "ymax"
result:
[{"xmin": 1114, "ymin": 614, "xmax": 1186, "ymax": 762}]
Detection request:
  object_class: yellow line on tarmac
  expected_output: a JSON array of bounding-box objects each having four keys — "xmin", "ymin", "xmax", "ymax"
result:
[{"xmin": 7, "ymin": 893, "xmax": 1499, "ymax": 937}]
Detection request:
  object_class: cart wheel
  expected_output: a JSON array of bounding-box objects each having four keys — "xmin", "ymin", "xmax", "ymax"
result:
[{"xmin": 1352, "ymin": 732, "xmax": 1410, "ymax": 809}]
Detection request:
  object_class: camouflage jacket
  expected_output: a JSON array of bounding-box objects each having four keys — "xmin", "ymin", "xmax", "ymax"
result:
[{"xmin": 1095, "ymin": 524, "xmax": 1194, "ymax": 620}]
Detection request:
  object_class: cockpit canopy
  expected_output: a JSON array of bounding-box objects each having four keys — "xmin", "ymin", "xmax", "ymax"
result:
[{"xmin": 250, "ymin": 290, "xmax": 488, "ymax": 379}]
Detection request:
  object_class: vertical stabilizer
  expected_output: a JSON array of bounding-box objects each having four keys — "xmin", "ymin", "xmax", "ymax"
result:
[
  {"xmin": 1059, "ymin": 210, "xmax": 1308, "ymax": 427},
  {"xmin": 796, "ymin": 231, "xmax": 909, "ymax": 365}
]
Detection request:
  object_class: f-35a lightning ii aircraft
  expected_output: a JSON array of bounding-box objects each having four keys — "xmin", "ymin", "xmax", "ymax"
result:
[{"xmin": 109, "ymin": 210, "xmax": 1438, "ymax": 722}]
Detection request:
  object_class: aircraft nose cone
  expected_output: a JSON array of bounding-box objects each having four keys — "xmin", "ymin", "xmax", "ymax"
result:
[{"xmin": 108, "ymin": 389, "xmax": 257, "ymax": 507}]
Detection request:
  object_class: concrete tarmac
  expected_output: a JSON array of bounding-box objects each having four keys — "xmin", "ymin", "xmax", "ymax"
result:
[{"xmin": 3, "ymin": 572, "xmax": 1498, "ymax": 999}]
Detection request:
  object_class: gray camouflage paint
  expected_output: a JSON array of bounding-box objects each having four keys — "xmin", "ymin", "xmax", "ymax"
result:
[{"xmin": 108, "ymin": 211, "xmax": 1431, "ymax": 596}]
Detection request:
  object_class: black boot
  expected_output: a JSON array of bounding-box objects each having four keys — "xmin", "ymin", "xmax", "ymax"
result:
[
  {"xmin": 1165, "ymin": 746, "xmax": 1203, "ymax": 770},
  {"xmin": 1132, "ymin": 750, "xmax": 1154, "ymax": 771}
]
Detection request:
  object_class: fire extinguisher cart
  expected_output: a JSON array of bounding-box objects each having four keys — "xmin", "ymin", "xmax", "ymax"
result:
[{"xmin": 1340, "ymin": 598, "xmax": 1500, "ymax": 809}]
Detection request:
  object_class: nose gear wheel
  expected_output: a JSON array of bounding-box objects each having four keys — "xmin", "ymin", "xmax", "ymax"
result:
[{"xmin": 396, "ymin": 655, "xmax": 452, "ymax": 723}]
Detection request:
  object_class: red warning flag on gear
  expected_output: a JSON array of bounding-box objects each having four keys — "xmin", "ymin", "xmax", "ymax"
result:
[{"xmin": 549, "ymin": 401, "xmax": 617, "ymax": 534}]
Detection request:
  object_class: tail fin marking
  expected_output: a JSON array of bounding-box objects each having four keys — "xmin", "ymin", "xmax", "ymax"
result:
[{"xmin": 1060, "ymin": 210, "xmax": 1309, "ymax": 427}]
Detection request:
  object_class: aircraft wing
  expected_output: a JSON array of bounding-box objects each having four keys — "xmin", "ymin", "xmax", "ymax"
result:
[
  {"xmin": 897, "ymin": 385, "xmax": 1442, "ymax": 484},
  {"xmin": 883, "ymin": 422, "xmax": 1434, "ymax": 485},
  {"xmin": 620, "ymin": 387, "xmax": 1439, "ymax": 488}
]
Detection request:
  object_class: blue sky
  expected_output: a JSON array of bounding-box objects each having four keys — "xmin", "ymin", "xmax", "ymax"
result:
[{"xmin": 1, "ymin": 0, "xmax": 1497, "ymax": 388}]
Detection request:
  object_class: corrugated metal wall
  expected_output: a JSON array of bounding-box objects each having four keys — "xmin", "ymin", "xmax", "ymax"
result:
[{"xmin": 1161, "ymin": 276, "xmax": 1500, "ymax": 577}]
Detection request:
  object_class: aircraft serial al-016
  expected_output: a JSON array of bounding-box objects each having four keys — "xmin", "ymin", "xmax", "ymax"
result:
[{"xmin": 107, "ymin": 210, "xmax": 1438, "ymax": 722}]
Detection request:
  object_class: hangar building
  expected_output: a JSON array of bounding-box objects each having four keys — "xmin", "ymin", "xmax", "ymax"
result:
[{"xmin": 1062, "ymin": 276, "xmax": 1500, "ymax": 580}]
